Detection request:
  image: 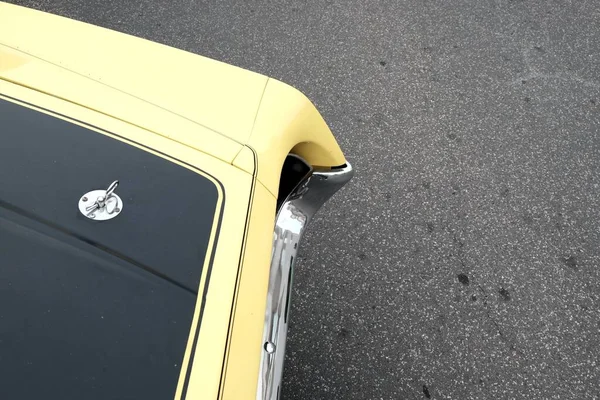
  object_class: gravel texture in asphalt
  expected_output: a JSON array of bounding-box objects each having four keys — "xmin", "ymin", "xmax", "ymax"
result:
[{"xmin": 9, "ymin": 1, "xmax": 600, "ymax": 399}]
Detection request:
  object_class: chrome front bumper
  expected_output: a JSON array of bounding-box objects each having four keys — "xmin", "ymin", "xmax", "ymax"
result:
[{"xmin": 256, "ymin": 162, "xmax": 354, "ymax": 400}]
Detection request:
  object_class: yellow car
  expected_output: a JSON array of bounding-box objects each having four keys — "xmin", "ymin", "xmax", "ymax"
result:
[{"xmin": 0, "ymin": 2, "xmax": 352, "ymax": 400}]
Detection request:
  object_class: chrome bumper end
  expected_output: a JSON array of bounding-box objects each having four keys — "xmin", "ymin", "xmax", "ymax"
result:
[{"xmin": 256, "ymin": 162, "xmax": 354, "ymax": 400}]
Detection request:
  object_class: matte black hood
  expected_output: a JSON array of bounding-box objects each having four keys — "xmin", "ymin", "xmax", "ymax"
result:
[{"xmin": 0, "ymin": 97, "xmax": 220, "ymax": 399}]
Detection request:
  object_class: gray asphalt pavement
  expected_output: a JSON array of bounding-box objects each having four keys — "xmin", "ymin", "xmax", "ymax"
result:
[{"xmin": 12, "ymin": 0, "xmax": 600, "ymax": 399}]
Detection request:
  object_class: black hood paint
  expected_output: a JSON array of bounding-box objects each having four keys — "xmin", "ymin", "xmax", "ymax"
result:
[{"xmin": 0, "ymin": 97, "xmax": 220, "ymax": 399}]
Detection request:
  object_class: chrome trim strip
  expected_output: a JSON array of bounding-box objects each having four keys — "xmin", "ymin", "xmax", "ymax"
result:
[{"xmin": 257, "ymin": 162, "xmax": 354, "ymax": 400}]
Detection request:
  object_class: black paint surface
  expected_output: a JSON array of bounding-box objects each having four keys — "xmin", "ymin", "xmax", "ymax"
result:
[{"xmin": 0, "ymin": 97, "xmax": 219, "ymax": 399}]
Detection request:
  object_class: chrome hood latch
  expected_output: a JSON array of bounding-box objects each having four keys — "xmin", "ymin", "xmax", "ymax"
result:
[{"xmin": 78, "ymin": 180, "xmax": 123, "ymax": 221}]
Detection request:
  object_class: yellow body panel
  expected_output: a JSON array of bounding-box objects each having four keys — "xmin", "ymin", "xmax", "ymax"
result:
[
  {"xmin": 220, "ymin": 182, "xmax": 277, "ymax": 399},
  {"xmin": 0, "ymin": 2, "xmax": 267, "ymax": 147},
  {"xmin": 242, "ymin": 78, "xmax": 347, "ymax": 196},
  {"xmin": 0, "ymin": 2, "xmax": 346, "ymax": 195},
  {"xmin": 0, "ymin": 2, "xmax": 349, "ymax": 399},
  {"xmin": 0, "ymin": 39, "xmax": 243, "ymax": 164}
]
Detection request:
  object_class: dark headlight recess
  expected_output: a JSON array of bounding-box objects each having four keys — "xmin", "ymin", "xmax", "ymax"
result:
[{"xmin": 276, "ymin": 154, "xmax": 312, "ymax": 212}]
